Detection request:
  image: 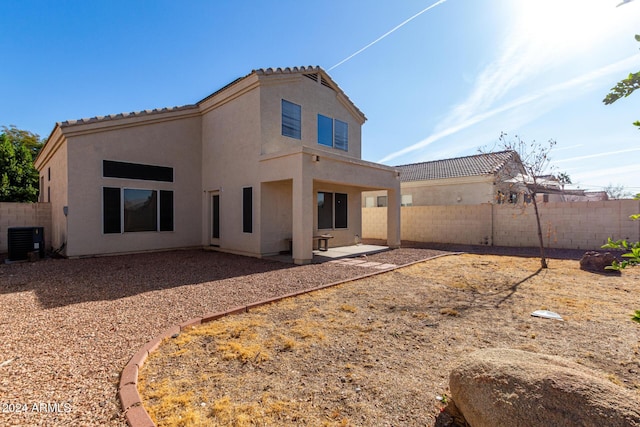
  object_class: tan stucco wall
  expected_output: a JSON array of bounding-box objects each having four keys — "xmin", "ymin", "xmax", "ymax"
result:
[
  {"xmin": 363, "ymin": 200, "xmax": 640, "ymax": 250},
  {"xmin": 259, "ymin": 74, "xmax": 363, "ymax": 159},
  {"xmin": 62, "ymin": 113, "xmax": 202, "ymax": 257},
  {"xmin": 0, "ymin": 203, "xmax": 52, "ymax": 253},
  {"xmin": 201, "ymin": 78, "xmax": 263, "ymax": 256},
  {"xmin": 260, "ymin": 180, "xmax": 293, "ymax": 255},
  {"xmin": 36, "ymin": 132, "xmax": 68, "ymax": 252}
]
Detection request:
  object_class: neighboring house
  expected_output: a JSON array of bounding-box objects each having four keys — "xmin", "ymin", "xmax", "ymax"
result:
[
  {"xmin": 34, "ymin": 66, "xmax": 401, "ymax": 264},
  {"xmin": 530, "ymin": 175, "xmax": 605, "ymax": 202},
  {"xmin": 364, "ymin": 151, "xmax": 526, "ymax": 207}
]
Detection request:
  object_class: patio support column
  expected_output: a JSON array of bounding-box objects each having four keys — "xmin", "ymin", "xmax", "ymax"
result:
[
  {"xmin": 292, "ymin": 173, "xmax": 313, "ymax": 264},
  {"xmin": 386, "ymin": 186, "xmax": 401, "ymax": 249}
]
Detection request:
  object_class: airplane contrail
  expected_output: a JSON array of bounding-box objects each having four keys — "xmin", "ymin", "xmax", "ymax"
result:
[{"xmin": 328, "ymin": 0, "xmax": 449, "ymax": 71}]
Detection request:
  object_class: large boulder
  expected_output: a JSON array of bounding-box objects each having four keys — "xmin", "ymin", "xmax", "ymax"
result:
[
  {"xmin": 449, "ymin": 348, "xmax": 640, "ymax": 427},
  {"xmin": 579, "ymin": 251, "xmax": 620, "ymax": 274}
]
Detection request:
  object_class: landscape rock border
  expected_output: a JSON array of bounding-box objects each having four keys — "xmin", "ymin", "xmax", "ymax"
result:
[{"xmin": 118, "ymin": 253, "xmax": 459, "ymax": 427}]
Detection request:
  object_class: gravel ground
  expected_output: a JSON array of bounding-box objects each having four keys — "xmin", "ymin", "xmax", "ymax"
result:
[{"xmin": 0, "ymin": 247, "xmax": 449, "ymax": 426}]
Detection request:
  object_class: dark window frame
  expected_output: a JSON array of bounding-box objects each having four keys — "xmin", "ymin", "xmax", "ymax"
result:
[
  {"xmin": 242, "ymin": 187, "xmax": 252, "ymax": 233},
  {"xmin": 282, "ymin": 99, "xmax": 302, "ymax": 139},
  {"xmin": 317, "ymin": 191, "xmax": 348, "ymax": 230},
  {"xmin": 124, "ymin": 189, "xmax": 158, "ymax": 233},
  {"xmin": 317, "ymin": 114, "xmax": 348, "ymax": 151},
  {"xmin": 102, "ymin": 187, "xmax": 174, "ymax": 234},
  {"xmin": 103, "ymin": 160, "xmax": 173, "ymax": 182},
  {"xmin": 103, "ymin": 187, "xmax": 121, "ymax": 234}
]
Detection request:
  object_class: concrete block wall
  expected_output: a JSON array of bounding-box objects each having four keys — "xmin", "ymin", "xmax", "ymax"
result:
[
  {"xmin": 362, "ymin": 207, "xmax": 386, "ymax": 239},
  {"xmin": 0, "ymin": 203, "xmax": 52, "ymax": 253},
  {"xmin": 363, "ymin": 200, "xmax": 640, "ymax": 250},
  {"xmin": 401, "ymin": 205, "xmax": 492, "ymax": 245}
]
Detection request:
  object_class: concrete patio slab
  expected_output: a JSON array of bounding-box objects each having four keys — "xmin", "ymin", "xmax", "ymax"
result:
[{"xmin": 266, "ymin": 244, "xmax": 390, "ymax": 264}]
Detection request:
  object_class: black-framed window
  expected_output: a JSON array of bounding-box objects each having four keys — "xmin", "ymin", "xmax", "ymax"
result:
[
  {"xmin": 159, "ymin": 190, "xmax": 174, "ymax": 231},
  {"xmin": 243, "ymin": 187, "xmax": 252, "ymax": 233},
  {"xmin": 282, "ymin": 99, "xmax": 301, "ymax": 139},
  {"xmin": 317, "ymin": 192, "xmax": 333, "ymax": 229},
  {"xmin": 103, "ymin": 187, "xmax": 121, "ymax": 234},
  {"xmin": 317, "ymin": 191, "xmax": 348, "ymax": 230},
  {"xmin": 124, "ymin": 189, "xmax": 157, "ymax": 232},
  {"xmin": 335, "ymin": 193, "xmax": 347, "ymax": 228},
  {"xmin": 103, "ymin": 187, "xmax": 173, "ymax": 233},
  {"xmin": 103, "ymin": 160, "xmax": 173, "ymax": 182}
]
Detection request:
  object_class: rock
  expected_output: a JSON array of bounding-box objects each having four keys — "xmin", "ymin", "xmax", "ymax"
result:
[
  {"xmin": 579, "ymin": 251, "xmax": 620, "ymax": 274},
  {"xmin": 449, "ymin": 348, "xmax": 640, "ymax": 427}
]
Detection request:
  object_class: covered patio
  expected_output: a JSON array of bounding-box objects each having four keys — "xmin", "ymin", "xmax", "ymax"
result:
[{"xmin": 259, "ymin": 145, "xmax": 401, "ymax": 265}]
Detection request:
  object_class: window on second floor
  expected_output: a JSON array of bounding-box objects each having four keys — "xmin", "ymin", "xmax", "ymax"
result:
[
  {"xmin": 282, "ymin": 99, "xmax": 301, "ymax": 139},
  {"xmin": 317, "ymin": 114, "xmax": 348, "ymax": 151}
]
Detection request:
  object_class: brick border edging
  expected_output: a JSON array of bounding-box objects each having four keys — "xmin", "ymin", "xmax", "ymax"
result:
[{"xmin": 118, "ymin": 252, "xmax": 462, "ymax": 426}]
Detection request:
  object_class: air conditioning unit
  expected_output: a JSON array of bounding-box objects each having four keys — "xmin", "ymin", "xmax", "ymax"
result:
[{"xmin": 7, "ymin": 227, "xmax": 45, "ymax": 261}]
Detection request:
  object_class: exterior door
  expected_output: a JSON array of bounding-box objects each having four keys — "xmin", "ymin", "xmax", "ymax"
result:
[{"xmin": 210, "ymin": 192, "xmax": 220, "ymax": 246}]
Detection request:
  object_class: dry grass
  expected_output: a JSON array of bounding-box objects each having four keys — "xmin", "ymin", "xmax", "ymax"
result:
[{"xmin": 139, "ymin": 254, "xmax": 640, "ymax": 426}]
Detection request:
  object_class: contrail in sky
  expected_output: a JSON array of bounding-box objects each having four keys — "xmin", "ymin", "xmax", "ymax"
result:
[{"xmin": 328, "ymin": 0, "xmax": 449, "ymax": 71}]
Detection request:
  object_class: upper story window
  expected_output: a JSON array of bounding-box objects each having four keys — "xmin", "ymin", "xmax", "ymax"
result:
[
  {"xmin": 282, "ymin": 99, "xmax": 301, "ymax": 139},
  {"xmin": 317, "ymin": 114, "xmax": 348, "ymax": 151}
]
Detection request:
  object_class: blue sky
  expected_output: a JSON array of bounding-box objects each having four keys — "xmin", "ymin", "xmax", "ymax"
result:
[{"xmin": 1, "ymin": 0, "xmax": 639, "ymax": 193}]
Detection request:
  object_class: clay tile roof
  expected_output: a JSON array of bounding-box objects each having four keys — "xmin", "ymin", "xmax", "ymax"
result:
[
  {"xmin": 396, "ymin": 150, "xmax": 519, "ymax": 182},
  {"xmin": 197, "ymin": 65, "xmax": 364, "ymax": 119},
  {"xmin": 58, "ymin": 104, "xmax": 197, "ymax": 128},
  {"xmin": 55, "ymin": 66, "xmax": 363, "ymax": 129}
]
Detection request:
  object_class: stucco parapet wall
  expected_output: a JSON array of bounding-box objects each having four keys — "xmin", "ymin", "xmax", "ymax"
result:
[
  {"xmin": 57, "ymin": 105, "xmax": 201, "ymax": 136},
  {"xmin": 34, "ymin": 125, "xmax": 65, "ymax": 169},
  {"xmin": 197, "ymin": 72, "xmax": 261, "ymax": 114},
  {"xmin": 35, "ymin": 106, "xmax": 200, "ymax": 168}
]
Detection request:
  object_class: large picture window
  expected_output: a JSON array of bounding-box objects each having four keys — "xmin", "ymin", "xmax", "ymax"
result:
[
  {"xmin": 124, "ymin": 189, "xmax": 157, "ymax": 232},
  {"xmin": 103, "ymin": 187, "xmax": 173, "ymax": 233},
  {"xmin": 317, "ymin": 115, "xmax": 348, "ymax": 151},
  {"xmin": 282, "ymin": 99, "xmax": 301, "ymax": 139},
  {"xmin": 317, "ymin": 191, "xmax": 348, "ymax": 230}
]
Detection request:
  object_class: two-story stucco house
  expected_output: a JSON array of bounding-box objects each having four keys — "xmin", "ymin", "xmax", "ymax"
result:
[{"xmin": 34, "ymin": 66, "xmax": 401, "ymax": 264}]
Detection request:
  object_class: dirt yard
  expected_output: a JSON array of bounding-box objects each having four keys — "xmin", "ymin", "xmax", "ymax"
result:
[{"xmin": 140, "ymin": 254, "xmax": 640, "ymax": 426}]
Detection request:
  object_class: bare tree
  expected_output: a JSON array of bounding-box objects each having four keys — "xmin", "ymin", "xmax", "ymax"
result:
[
  {"xmin": 603, "ymin": 183, "xmax": 632, "ymax": 200},
  {"xmin": 493, "ymin": 133, "xmax": 557, "ymax": 269}
]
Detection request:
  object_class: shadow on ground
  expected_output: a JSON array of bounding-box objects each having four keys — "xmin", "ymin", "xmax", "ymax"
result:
[
  {"xmin": 0, "ymin": 250, "xmax": 295, "ymax": 309},
  {"xmin": 363, "ymin": 239, "xmax": 606, "ymax": 260}
]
